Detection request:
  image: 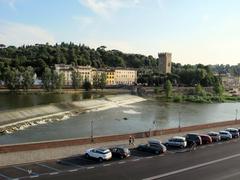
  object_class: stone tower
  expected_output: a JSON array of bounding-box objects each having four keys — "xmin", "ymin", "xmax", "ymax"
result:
[{"xmin": 158, "ymin": 53, "xmax": 172, "ymax": 74}]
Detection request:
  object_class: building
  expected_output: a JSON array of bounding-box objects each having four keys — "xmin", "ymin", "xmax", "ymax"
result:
[
  {"xmin": 75, "ymin": 65, "xmax": 94, "ymax": 84},
  {"xmin": 158, "ymin": 53, "xmax": 172, "ymax": 74},
  {"xmin": 55, "ymin": 64, "xmax": 73, "ymax": 86},
  {"xmin": 55, "ymin": 64, "xmax": 137, "ymax": 86},
  {"xmin": 55, "ymin": 64, "xmax": 94, "ymax": 85},
  {"xmin": 105, "ymin": 69, "xmax": 115, "ymax": 85},
  {"xmin": 114, "ymin": 68, "xmax": 137, "ymax": 85}
]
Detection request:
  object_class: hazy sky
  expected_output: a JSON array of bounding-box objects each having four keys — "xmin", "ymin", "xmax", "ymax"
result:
[{"xmin": 0, "ymin": 0, "xmax": 240, "ymax": 65}]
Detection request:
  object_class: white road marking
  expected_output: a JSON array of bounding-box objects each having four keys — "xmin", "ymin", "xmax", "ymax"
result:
[
  {"xmin": 218, "ymin": 142, "xmax": 223, "ymax": 145},
  {"xmin": 142, "ymin": 153, "xmax": 240, "ymax": 180},
  {"xmin": 13, "ymin": 166, "xmax": 30, "ymax": 173},
  {"xmin": 37, "ymin": 163, "xmax": 60, "ymax": 172},
  {"xmin": 145, "ymin": 156, "xmax": 153, "ymax": 159},
  {"xmin": 200, "ymin": 146, "xmax": 206, "ymax": 149},
  {"xmin": 86, "ymin": 166, "xmax": 95, "ymax": 170},
  {"xmin": 132, "ymin": 158, "xmax": 141, "ymax": 162},
  {"xmin": 49, "ymin": 172, "xmax": 59, "ymax": 175},
  {"xmin": 118, "ymin": 161, "xmax": 126, "ymax": 164},
  {"xmin": 103, "ymin": 164, "xmax": 111, "ymax": 167},
  {"xmin": 159, "ymin": 154, "xmax": 165, "ymax": 157},
  {"xmin": 0, "ymin": 172, "xmax": 12, "ymax": 179},
  {"xmin": 30, "ymin": 175, "xmax": 39, "ymax": 178},
  {"xmin": 68, "ymin": 169, "xmax": 78, "ymax": 172}
]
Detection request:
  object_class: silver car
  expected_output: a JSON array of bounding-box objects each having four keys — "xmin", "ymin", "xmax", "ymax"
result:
[
  {"xmin": 207, "ymin": 131, "xmax": 221, "ymax": 142},
  {"xmin": 165, "ymin": 136, "xmax": 187, "ymax": 148}
]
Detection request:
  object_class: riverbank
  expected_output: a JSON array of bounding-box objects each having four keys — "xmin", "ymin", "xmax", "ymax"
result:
[
  {"xmin": 1, "ymin": 119, "xmax": 240, "ymax": 167},
  {"xmin": 0, "ymin": 95, "xmax": 146, "ymax": 135}
]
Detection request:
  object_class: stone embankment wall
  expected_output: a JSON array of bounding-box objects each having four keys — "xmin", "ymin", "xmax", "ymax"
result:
[{"xmin": 1, "ymin": 119, "xmax": 240, "ymax": 154}]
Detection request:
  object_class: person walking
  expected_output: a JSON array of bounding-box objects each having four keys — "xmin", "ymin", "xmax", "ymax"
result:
[{"xmin": 129, "ymin": 136, "xmax": 132, "ymax": 145}]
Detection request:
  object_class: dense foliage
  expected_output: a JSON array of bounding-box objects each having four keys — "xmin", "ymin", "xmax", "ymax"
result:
[{"xmin": 0, "ymin": 42, "xmax": 238, "ymax": 92}]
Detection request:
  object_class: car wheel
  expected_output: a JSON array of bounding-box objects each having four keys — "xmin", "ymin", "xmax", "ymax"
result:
[
  {"xmin": 120, "ymin": 155, "xmax": 124, "ymax": 159},
  {"xmin": 99, "ymin": 157, "xmax": 103, "ymax": 162},
  {"xmin": 180, "ymin": 145, "xmax": 184, "ymax": 149},
  {"xmin": 85, "ymin": 153, "xmax": 89, "ymax": 158},
  {"xmin": 155, "ymin": 150, "xmax": 160, "ymax": 154}
]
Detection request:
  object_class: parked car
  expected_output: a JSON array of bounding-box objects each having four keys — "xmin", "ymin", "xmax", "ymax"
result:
[
  {"xmin": 137, "ymin": 139, "xmax": 167, "ymax": 154},
  {"xmin": 165, "ymin": 136, "xmax": 187, "ymax": 148},
  {"xmin": 225, "ymin": 128, "xmax": 239, "ymax": 138},
  {"xmin": 85, "ymin": 148, "xmax": 112, "ymax": 162},
  {"xmin": 199, "ymin": 134, "xmax": 212, "ymax": 144},
  {"xmin": 185, "ymin": 133, "xmax": 202, "ymax": 146},
  {"xmin": 207, "ymin": 131, "xmax": 221, "ymax": 142},
  {"xmin": 109, "ymin": 146, "xmax": 130, "ymax": 159},
  {"xmin": 219, "ymin": 131, "xmax": 232, "ymax": 140}
]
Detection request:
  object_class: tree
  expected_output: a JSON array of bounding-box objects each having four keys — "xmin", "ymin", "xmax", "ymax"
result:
[
  {"xmin": 195, "ymin": 83, "xmax": 206, "ymax": 96},
  {"xmin": 4, "ymin": 67, "xmax": 21, "ymax": 91},
  {"xmin": 56, "ymin": 73, "xmax": 65, "ymax": 90},
  {"xmin": 21, "ymin": 66, "xmax": 34, "ymax": 91},
  {"xmin": 51, "ymin": 71, "xmax": 59, "ymax": 90},
  {"xmin": 99, "ymin": 73, "xmax": 107, "ymax": 90},
  {"xmin": 71, "ymin": 71, "xmax": 82, "ymax": 89},
  {"xmin": 213, "ymin": 81, "xmax": 224, "ymax": 96},
  {"xmin": 42, "ymin": 67, "xmax": 52, "ymax": 91},
  {"xmin": 93, "ymin": 72, "xmax": 100, "ymax": 90},
  {"xmin": 82, "ymin": 79, "xmax": 92, "ymax": 91},
  {"xmin": 164, "ymin": 80, "xmax": 172, "ymax": 98}
]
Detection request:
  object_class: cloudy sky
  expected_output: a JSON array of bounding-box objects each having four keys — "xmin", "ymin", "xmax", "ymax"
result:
[{"xmin": 0, "ymin": 0, "xmax": 240, "ymax": 65}]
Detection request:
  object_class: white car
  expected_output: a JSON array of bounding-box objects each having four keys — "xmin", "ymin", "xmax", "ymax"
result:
[
  {"xmin": 219, "ymin": 130, "xmax": 232, "ymax": 140},
  {"xmin": 85, "ymin": 148, "xmax": 112, "ymax": 162},
  {"xmin": 165, "ymin": 136, "xmax": 187, "ymax": 148}
]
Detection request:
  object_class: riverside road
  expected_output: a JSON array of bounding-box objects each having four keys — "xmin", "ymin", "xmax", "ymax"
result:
[{"xmin": 1, "ymin": 138, "xmax": 240, "ymax": 180}]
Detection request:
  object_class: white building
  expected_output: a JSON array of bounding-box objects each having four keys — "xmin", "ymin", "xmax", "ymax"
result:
[{"xmin": 114, "ymin": 68, "xmax": 137, "ymax": 85}]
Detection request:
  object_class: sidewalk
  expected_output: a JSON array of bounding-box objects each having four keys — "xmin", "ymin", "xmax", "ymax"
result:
[{"xmin": 1, "ymin": 123, "xmax": 240, "ymax": 167}]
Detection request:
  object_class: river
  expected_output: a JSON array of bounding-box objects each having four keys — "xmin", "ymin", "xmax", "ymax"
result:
[{"xmin": 0, "ymin": 93, "xmax": 239, "ymax": 145}]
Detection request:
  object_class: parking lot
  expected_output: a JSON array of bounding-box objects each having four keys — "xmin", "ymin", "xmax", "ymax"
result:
[{"xmin": 1, "ymin": 138, "xmax": 239, "ymax": 180}]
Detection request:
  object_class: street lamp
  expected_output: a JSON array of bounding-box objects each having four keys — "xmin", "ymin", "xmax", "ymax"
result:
[
  {"xmin": 91, "ymin": 120, "xmax": 94, "ymax": 142},
  {"xmin": 178, "ymin": 111, "xmax": 181, "ymax": 132},
  {"xmin": 235, "ymin": 109, "xmax": 238, "ymax": 121}
]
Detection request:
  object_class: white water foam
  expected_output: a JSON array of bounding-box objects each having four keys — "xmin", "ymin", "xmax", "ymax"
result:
[{"xmin": 123, "ymin": 109, "xmax": 141, "ymax": 115}]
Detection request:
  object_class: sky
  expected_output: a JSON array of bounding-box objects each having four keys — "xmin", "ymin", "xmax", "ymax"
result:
[{"xmin": 0, "ymin": 0, "xmax": 240, "ymax": 65}]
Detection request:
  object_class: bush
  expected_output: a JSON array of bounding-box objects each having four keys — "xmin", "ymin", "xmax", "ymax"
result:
[
  {"xmin": 173, "ymin": 95, "xmax": 183, "ymax": 102},
  {"xmin": 154, "ymin": 87, "xmax": 161, "ymax": 94}
]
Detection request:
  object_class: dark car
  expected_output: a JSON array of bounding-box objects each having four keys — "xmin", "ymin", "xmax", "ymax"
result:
[
  {"xmin": 225, "ymin": 128, "xmax": 239, "ymax": 138},
  {"xmin": 207, "ymin": 131, "xmax": 221, "ymax": 142},
  {"xmin": 137, "ymin": 139, "xmax": 167, "ymax": 154},
  {"xmin": 185, "ymin": 133, "xmax": 202, "ymax": 146},
  {"xmin": 199, "ymin": 134, "xmax": 212, "ymax": 144},
  {"xmin": 110, "ymin": 147, "xmax": 130, "ymax": 159}
]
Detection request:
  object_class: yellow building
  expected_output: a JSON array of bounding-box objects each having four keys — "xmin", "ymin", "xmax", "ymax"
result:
[{"xmin": 106, "ymin": 69, "xmax": 115, "ymax": 85}]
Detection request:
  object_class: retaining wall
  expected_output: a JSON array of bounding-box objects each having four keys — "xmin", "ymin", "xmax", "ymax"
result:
[{"xmin": 1, "ymin": 119, "xmax": 240, "ymax": 154}]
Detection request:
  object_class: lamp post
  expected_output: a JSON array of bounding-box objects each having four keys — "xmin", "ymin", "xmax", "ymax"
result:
[
  {"xmin": 235, "ymin": 109, "xmax": 238, "ymax": 121},
  {"xmin": 178, "ymin": 111, "xmax": 181, "ymax": 132},
  {"xmin": 91, "ymin": 120, "xmax": 94, "ymax": 142}
]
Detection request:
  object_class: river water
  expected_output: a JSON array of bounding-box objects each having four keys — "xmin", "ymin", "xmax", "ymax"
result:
[{"xmin": 0, "ymin": 93, "xmax": 239, "ymax": 145}]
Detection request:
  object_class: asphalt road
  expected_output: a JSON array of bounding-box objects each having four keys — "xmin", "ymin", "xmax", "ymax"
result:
[
  {"xmin": 31, "ymin": 139, "xmax": 240, "ymax": 180},
  {"xmin": 1, "ymin": 139, "xmax": 240, "ymax": 180}
]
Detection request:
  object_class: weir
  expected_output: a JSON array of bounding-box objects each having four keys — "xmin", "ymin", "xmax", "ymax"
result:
[{"xmin": 0, "ymin": 95, "xmax": 146, "ymax": 134}]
